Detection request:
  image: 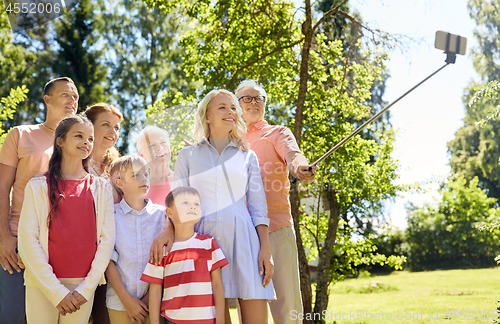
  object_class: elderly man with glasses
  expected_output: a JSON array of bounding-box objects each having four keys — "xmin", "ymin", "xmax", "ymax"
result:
[{"xmin": 236, "ymin": 80, "xmax": 316, "ymax": 324}]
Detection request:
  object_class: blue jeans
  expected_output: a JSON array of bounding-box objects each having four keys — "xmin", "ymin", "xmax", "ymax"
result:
[{"xmin": 0, "ymin": 268, "xmax": 25, "ymax": 324}]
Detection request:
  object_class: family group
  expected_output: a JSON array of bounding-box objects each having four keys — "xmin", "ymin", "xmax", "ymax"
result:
[{"xmin": 0, "ymin": 77, "xmax": 317, "ymax": 324}]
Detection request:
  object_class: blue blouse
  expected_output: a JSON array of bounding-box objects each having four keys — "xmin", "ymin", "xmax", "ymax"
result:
[{"xmin": 173, "ymin": 138, "xmax": 276, "ymax": 300}]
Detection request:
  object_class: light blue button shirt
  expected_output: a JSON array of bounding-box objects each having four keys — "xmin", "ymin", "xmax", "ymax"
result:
[
  {"xmin": 106, "ymin": 198, "xmax": 166, "ymax": 311},
  {"xmin": 173, "ymin": 139, "xmax": 275, "ymax": 300}
]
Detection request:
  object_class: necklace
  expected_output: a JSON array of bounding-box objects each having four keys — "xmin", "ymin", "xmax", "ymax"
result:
[
  {"xmin": 89, "ymin": 158, "xmax": 103, "ymax": 174},
  {"xmin": 41, "ymin": 123, "xmax": 55, "ymax": 131}
]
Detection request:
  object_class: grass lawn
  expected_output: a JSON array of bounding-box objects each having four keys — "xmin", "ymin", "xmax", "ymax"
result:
[
  {"xmin": 228, "ymin": 267, "xmax": 500, "ymax": 323},
  {"xmin": 326, "ymin": 267, "xmax": 500, "ymax": 323}
]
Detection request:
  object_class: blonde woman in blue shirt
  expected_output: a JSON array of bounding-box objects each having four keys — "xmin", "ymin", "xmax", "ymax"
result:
[{"xmin": 172, "ymin": 89, "xmax": 275, "ymax": 324}]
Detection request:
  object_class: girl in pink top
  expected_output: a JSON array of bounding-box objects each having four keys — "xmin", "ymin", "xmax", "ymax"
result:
[
  {"xmin": 18, "ymin": 115, "xmax": 115, "ymax": 324},
  {"xmin": 136, "ymin": 126, "xmax": 173, "ymax": 205}
]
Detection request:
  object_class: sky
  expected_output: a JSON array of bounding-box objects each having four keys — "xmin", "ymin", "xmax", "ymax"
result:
[{"xmin": 348, "ymin": 0, "xmax": 479, "ymax": 229}]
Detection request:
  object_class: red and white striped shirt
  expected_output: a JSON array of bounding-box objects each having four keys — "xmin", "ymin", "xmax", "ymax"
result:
[{"xmin": 141, "ymin": 233, "xmax": 228, "ymax": 323}]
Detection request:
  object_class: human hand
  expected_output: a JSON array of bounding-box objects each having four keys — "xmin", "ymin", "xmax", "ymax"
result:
[
  {"xmin": 297, "ymin": 164, "xmax": 318, "ymax": 184},
  {"xmin": 150, "ymin": 222, "xmax": 174, "ymax": 265},
  {"xmin": 72, "ymin": 290, "xmax": 87, "ymax": 307},
  {"xmin": 258, "ymin": 247, "xmax": 274, "ymax": 288},
  {"xmin": 17, "ymin": 255, "xmax": 25, "ymax": 270},
  {"xmin": 0, "ymin": 234, "xmax": 22, "ymax": 274},
  {"xmin": 123, "ymin": 295, "xmax": 148, "ymax": 322},
  {"xmin": 56, "ymin": 292, "xmax": 80, "ymax": 316}
]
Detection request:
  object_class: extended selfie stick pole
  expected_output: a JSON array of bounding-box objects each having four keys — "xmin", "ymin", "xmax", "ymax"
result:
[
  {"xmin": 290, "ymin": 30, "xmax": 466, "ymax": 184},
  {"xmin": 291, "ymin": 62, "xmax": 450, "ymax": 184},
  {"xmin": 292, "ymin": 31, "xmax": 466, "ymax": 184}
]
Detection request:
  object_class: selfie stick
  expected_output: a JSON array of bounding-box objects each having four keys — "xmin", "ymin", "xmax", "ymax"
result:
[{"xmin": 291, "ymin": 31, "xmax": 466, "ymax": 184}]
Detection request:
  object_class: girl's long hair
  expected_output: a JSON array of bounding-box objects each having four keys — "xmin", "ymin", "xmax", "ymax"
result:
[
  {"xmin": 47, "ymin": 115, "xmax": 93, "ymax": 225},
  {"xmin": 193, "ymin": 89, "xmax": 248, "ymax": 152},
  {"xmin": 83, "ymin": 103, "xmax": 123, "ymax": 173}
]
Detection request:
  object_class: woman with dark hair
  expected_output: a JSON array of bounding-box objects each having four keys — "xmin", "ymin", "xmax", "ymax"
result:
[
  {"xmin": 18, "ymin": 115, "xmax": 115, "ymax": 324},
  {"xmin": 83, "ymin": 103, "xmax": 123, "ymax": 177}
]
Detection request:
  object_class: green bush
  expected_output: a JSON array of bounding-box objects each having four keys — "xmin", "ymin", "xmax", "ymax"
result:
[{"xmin": 405, "ymin": 176, "xmax": 500, "ymax": 270}]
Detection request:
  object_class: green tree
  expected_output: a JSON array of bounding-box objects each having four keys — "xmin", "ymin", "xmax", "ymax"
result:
[
  {"xmin": 2, "ymin": 0, "xmax": 108, "ymax": 128},
  {"xmin": 468, "ymin": 0, "xmax": 500, "ymax": 81},
  {"xmin": 370, "ymin": 226, "xmax": 408, "ymax": 272},
  {"xmin": 97, "ymin": 0, "xmax": 195, "ymax": 153},
  {"xmin": 140, "ymin": 0, "xmax": 405, "ymax": 321},
  {"xmin": 315, "ymin": 0, "xmax": 391, "ymax": 237},
  {"xmin": 0, "ymin": 10, "xmax": 37, "ymax": 129},
  {"xmin": 6, "ymin": 3, "xmax": 60, "ymax": 127},
  {"xmin": 52, "ymin": 0, "xmax": 108, "ymax": 110},
  {"xmin": 0, "ymin": 86, "xmax": 29, "ymax": 146},
  {"xmin": 447, "ymin": 0, "xmax": 500, "ymax": 201},
  {"xmin": 447, "ymin": 88, "xmax": 500, "ymax": 200},
  {"xmin": 406, "ymin": 175, "xmax": 499, "ymax": 270}
]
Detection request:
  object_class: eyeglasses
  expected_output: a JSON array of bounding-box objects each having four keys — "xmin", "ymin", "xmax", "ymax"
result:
[{"xmin": 238, "ymin": 96, "xmax": 266, "ymax": 103}]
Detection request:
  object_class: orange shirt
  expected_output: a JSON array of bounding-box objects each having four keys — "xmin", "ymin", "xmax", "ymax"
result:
[
  {"xmin": 244, "ymin": 120, "xmax": 301, "ymax": 233},
  {"xmin": 0, "ymin": 124, "xmax": 55, "ymax": 236}
]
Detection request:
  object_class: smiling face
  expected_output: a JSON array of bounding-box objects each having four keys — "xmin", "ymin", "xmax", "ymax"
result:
[
  {"xmin": 205, "ymin": 93, "xmax": 238, "ymax": 138},
  {"xmin": 92, "ymin": 111, "xmax": 121, "ymax": 151},
  {"xmin": 138, "ymin": 131, "xmax": 171, "ymax": 164},
  {"xmin": 116, "ymin": 162, "xmax": 150, "ymax": 198},
  {"xmin": 57, "ymin": 122, "xmax": 94, "ymax": 161},
  {"xmin": 167, "ymin": 192, "xmax": 202, "ymax": 225},
  {"xmin": 238, "ymin": 87, "xmax": 266, "ymax": 126},
  {"xmin": 45, "ymin": 81, "xmax": 79, "ymax": 118}
]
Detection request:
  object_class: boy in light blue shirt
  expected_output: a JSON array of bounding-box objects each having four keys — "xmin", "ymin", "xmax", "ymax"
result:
[{"xmin": 105, "ymin": 155, "xmax": 170, "ymax": 324}]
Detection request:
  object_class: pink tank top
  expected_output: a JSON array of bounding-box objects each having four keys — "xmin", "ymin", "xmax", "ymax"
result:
[{"xmin": 144, "ymin": 181, "xmax": 171, "ymax": 206}]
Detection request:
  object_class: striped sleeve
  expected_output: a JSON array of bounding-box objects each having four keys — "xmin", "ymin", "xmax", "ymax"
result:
[
  {"xmin": 209, "ymin": 238, "xmax": 228, "ymax": 272},
  {"xmin": 140, "ymin": 260, "xmax": 165, "ymax": 285}
]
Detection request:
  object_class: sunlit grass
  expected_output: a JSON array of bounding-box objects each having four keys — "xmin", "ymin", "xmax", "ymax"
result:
[
  {"xmin": 225, "ymin": 268, "xmax": 500, "ymax": 323},
  {"xmin": 327, "ymin": 268, "xmax": 500, "ymax": 323}
]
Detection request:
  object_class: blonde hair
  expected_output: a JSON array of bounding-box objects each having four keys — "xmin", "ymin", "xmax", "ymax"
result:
[
  {"xmin": 193, "ymin": 89, "xmax": 247, "ymax": 151},
  {"xmin": 136, "ymin": 126, "xmax": 171, "ymax": 158},
  {"xmin": 108, "ymin": 155, "xmax": 148, "ymax": 196}
]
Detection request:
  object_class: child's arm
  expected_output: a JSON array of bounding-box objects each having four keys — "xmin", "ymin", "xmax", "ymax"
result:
[
  {"xmin": 140, "ymin": 289, "xmax": 150, "ymax": 306},
  {"xmin": 149, "ymin": 283, "xmax": 163, "ymax": 324},
  {"xmin": 106, "ymin": 261, "xmax": 148, "ymax": 322},
  {"xmin": 211, "ymin": 268, "xmax": 225, "ymax": 324},
  {"xmin": 149, "ymin": 218, "xmax": 174, "ymax": 265},
  {"xmin": 18, "ymin": 179, "xmax": 72, "ymax": 307}
]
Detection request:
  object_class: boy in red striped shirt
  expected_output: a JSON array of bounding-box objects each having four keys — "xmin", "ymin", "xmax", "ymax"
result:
[{"xmin": 141, "ymin": 186, "xmax": 227, "ymax": 324}]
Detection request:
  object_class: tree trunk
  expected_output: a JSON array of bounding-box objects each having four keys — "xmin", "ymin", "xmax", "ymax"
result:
[
  {"xmin": 313, "ymin": 188, "xmax": 340, "ymax": 324},
  {"xmin": 293, "ymin": 0, "xmax": 313, "ymax": 147},
  {"xmin": 290, "ymin": 182, "xmax": 312, "ymax": 322},
  {"xmin": 290, "ymin": 1, "xmax": 314, "ymax": 322}
]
